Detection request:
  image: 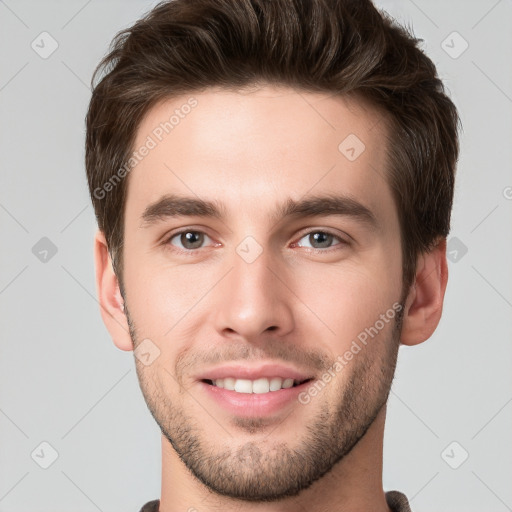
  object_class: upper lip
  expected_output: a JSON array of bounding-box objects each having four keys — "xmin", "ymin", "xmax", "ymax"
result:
[{"xmin": 196, "ymin": 363, "xmax": 315, "ymax": 382}]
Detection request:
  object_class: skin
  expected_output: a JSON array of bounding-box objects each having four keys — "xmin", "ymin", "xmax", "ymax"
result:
[{"xmin": 94, "ymin": 85, "xmax": 448, "ymax": 512}]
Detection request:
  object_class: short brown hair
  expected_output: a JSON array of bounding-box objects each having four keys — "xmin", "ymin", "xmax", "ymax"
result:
[{"xmin": 86, "ymin": 0, "xmax": 460, "ymax": 291}]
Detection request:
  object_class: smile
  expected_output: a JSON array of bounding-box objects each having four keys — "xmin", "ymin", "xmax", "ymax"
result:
[{"xmin": 204, "ymin": 377, "xmax": 312, "ymax": 394}]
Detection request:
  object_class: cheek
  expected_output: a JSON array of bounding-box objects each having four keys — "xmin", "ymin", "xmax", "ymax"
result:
[
  {"xmin": 292, "ymin": 252, "xmax": 401, "ymax": 337},
  {"xmin": 123, "ymin": 229, "xmax": 403, "ymax": 345},
  {"xmin": 123, "ymin": 256, "xmax": 216, "ymax": 340}
]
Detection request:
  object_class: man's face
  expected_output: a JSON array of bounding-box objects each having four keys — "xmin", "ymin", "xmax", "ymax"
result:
[{"xmin": 121, "ymin": 86, "xmax": 404, "ymax": 500}]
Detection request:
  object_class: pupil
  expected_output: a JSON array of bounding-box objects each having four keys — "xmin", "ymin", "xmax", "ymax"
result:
[
  {"xmin": 182, "ymin": 231, "xmax": 203, "ymax": 249},
  {"xmin": 311, "ymin": 232, "xmax": 332, "ymax": 248}
]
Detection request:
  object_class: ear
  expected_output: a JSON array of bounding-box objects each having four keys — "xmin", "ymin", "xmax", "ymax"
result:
[
  {"xmin": 400, "ymin": 238, "xmax": 448, "ymax": 346},
  {"xmin": 94, "ymin": 230, "xmax": 133, "ymax": 351}
]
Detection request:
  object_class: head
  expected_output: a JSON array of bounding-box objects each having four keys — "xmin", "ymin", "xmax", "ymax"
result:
[{"xmin": 87, "ymin": 0, "xmax": 459, "ymax": 502}]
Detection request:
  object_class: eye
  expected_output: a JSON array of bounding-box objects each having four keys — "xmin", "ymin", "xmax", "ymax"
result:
[
  {"xmin": 167, "ymin": 230, "xmax": 214, "ymax": 251},
  {"xmin": 294, "ymin": 230, "xmax": 347, "ymax": 251}
]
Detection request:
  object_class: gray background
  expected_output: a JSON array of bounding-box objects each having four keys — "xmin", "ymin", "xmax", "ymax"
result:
[{"xmin": 1, "ymin": 0, "xmax": 511, "ymax": 510}]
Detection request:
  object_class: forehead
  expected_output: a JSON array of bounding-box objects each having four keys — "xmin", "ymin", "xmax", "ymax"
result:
[{"xmin": 126, "ymin": 85, "xmax": 395, "ymax": 228}]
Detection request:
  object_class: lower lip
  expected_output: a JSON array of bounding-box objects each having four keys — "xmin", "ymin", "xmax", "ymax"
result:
[{"xmin": 199, "ymin": 380, "xmax": 313, "ymax": 417}]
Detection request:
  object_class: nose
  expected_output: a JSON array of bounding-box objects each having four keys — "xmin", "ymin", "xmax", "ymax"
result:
[{"xmin": 213, "ymin": 245, "xmax": 295, "ymax": 341}]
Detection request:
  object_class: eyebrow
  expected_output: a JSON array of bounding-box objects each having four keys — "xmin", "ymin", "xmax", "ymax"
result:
[{"xmin": 140, "ymin": 193, "xmax": 378, "ymax": 230}]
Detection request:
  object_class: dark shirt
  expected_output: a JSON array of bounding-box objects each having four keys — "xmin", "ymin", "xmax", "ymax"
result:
[{"xmin": 139, "ymin": 490, "xmax": 412, "ymax": 511}]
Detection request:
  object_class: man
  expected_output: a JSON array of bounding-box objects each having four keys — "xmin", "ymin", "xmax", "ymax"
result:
[{"xmin": 85, "ymin": 0, "xmax": 459, "ymax": 510}]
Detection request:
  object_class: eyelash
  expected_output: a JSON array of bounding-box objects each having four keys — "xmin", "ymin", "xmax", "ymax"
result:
[{"xmin": 163, "ymin": 228, "xmax": 349, "ymax": 255}]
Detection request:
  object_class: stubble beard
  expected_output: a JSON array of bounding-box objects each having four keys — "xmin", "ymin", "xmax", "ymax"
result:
[{"xmin": 125, "ymin": 303, "xmax": 404, "ymax": 502}]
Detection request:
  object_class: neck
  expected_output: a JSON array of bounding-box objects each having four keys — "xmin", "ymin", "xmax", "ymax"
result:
[{"xmin": 159, "ymin": 406, "xmax": 392, "ymax": 512}]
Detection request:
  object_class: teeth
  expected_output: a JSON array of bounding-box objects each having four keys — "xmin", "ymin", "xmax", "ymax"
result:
[
  {"xmin": 282, "ymin": 378, "xmax": 294, "ymax": 389},
  {"xmin": 212, "ymin": 377, "xmax": 301, "ymax": 393},
  {"xmin": 223, "ymin": 377, "xmax": 235, "ymax": 390},
  {"xmin": 234, "ymin": 379, "xmax": 253, "ymax": 393},
  {"xmin": 269, "ymin": 377, "xmax": 283, "ymax": 391}
]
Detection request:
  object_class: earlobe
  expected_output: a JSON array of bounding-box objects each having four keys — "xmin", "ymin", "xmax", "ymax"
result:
[
  {"xmin": 400, "ymin": 238, "xmax": 448, "ymax": 346},
  {"xmin": 94, "ymin": 230, "xmax": 134, "ymax": 352}
]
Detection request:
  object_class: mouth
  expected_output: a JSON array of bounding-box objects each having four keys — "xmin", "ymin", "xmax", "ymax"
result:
[
  {"xmin": 201, "ymin": 377, "xmax": 313, "ymax": 394},
  {"xmin": 195, "ymin": 363, "xmax": 317, "ymax": 417}
]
